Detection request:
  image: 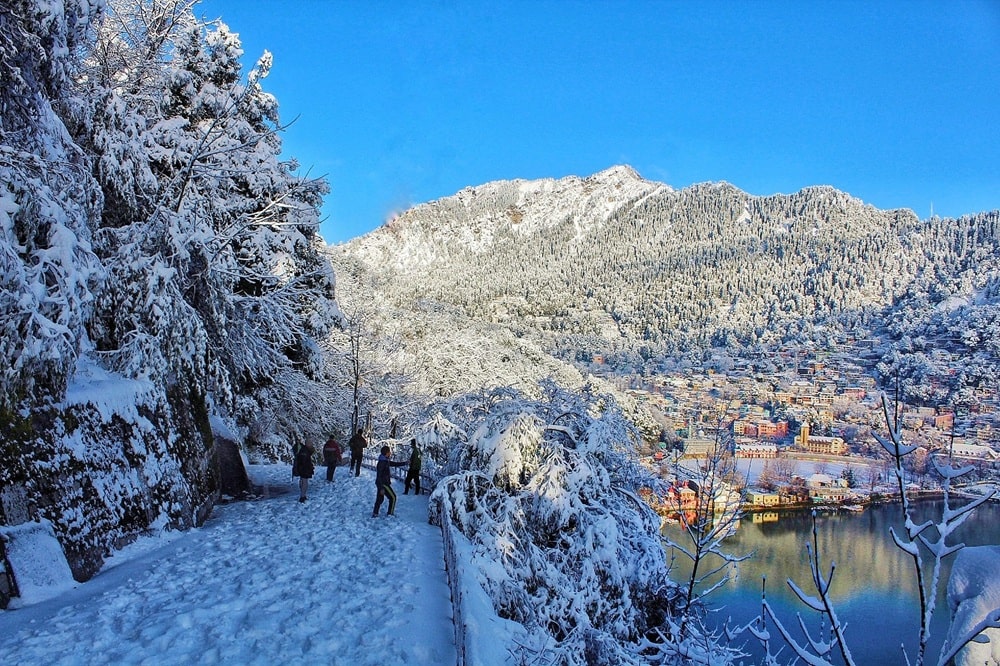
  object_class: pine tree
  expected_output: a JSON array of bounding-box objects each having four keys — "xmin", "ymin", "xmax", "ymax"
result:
[
  {"xmin": 0, "ymin": 0, "xmax": 104, "ymax": 406},
  {"xmin": 76, "ymin": 1, "xmax": 341, "ymax": 447}
]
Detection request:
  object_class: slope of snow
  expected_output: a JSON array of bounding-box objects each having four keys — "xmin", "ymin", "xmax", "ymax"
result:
[
  {"xmin": 348, "ymin": 165, "xmax": 670, "ymax": 272},
  {"xmin": 0, "ymin": 465, "xmax": 458, "ymax": 665}
]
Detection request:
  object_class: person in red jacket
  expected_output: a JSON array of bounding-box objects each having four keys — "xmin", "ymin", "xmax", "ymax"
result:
[
  {"xmin": 322, "ymin": 435, "xmax": 342, "ymax": 482},
  {"xmin": 372, "ymin": 445, "xmax": 407, "ymax": 517}
]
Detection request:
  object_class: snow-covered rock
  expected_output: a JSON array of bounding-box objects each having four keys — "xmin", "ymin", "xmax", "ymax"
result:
[
  {"xmin": 0, "ymin": 520, "xmax": 76, "ymax": 608},
  {"xmin": 946, "ymin": 545, "xmax": 1000, "ymax": 666}
]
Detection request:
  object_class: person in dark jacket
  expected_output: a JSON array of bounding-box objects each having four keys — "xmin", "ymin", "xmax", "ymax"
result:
[
  {"xmin": 291, "ymin": 441, "xmax": 302, "ymax": 479},
  {"xmin": 372, "ymin": 445, "xmax": 407, "ymax": 517},
  {"xmin": 403, "ymin": 439, "xmax": 422, "ymax": 495},
  {"xmin": 294, "ymin": 443, "xmax": 316, "ymax": 502},
  {"xmin": 348, "ymin": 428, "xmax": 367, "ymax": 477},
  {"xmin": 322, "ymin": 435, "xmax": 342, "ymax": 482}
]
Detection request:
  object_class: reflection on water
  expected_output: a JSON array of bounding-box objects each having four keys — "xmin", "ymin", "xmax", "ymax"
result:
[{"xmin": 662, "ymin": 500, "xmax": 1000, "ymax": 664}]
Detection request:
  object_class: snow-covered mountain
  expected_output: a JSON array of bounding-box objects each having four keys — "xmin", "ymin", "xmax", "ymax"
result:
[
  {"xmin": 337, "ymin": 167, "xmax": 1000, "ymax": 403},
  {"xmin": 352, "ymin": 165, "xmax": 670, "ymax": 270}
]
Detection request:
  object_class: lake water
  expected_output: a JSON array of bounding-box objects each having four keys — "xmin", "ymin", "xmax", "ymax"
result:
[{"xmin": 661, "ymin": 499, "xmax": 1000, "ymax": 664}]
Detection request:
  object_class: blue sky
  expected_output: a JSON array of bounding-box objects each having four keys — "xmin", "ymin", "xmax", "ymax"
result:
[{"xmin": 197, "ymin": 0, "xmax": 999, "ymax": 245}]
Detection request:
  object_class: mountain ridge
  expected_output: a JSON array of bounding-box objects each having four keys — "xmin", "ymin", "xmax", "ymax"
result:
[
  {"xmin": 336, "ymin": 166, "xmax": 1000, "ymax": 404},
  {"xmin": 365, "ymin": 165, "xmax": 666, "ymax": 260}
]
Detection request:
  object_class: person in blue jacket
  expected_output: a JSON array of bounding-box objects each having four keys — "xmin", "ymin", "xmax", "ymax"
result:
[{"xmin": 372, "ymin": 445, "xmax": 407, "ymax": 517}]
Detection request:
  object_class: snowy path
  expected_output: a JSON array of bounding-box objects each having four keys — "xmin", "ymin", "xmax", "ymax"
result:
[{"xmin": 0, "ymin": 465, "xmax": 457, "ymax": 665}]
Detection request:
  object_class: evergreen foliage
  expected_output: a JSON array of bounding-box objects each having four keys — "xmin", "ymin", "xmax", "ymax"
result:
[
  {"xmin": 76, "ymin": 0, "xmax": 341, "ymax": 444},
  {"xmin": 341, "ymin": 169, "xmax": 1000, "ymax": 403},
  {"xmin": 0, "ymin": 0, "xmax": 104, "ymax": 405},
  {"xmin": 428, "ymin": 383, "xmax": 737, "ymax": 664},
  {"xmin": 1, "ymin": 0, "xmax": 341, "ymax": 577}
]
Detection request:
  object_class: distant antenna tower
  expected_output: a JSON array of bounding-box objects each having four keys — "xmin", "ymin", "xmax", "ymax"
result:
[{"xmin": 930, "ymin": 201, "xmax": 934, "ymax": 218}]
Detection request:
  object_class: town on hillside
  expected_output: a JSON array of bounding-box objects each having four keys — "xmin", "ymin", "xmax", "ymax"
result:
[{"xmin": 606, "ymin": 350, "xmax": 1000, "ymax": 519}]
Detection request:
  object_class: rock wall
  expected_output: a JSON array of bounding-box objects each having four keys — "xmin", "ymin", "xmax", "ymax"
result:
[{"xmin": 0, "ymin": 374, "xmax": 221, "ymax": 583}]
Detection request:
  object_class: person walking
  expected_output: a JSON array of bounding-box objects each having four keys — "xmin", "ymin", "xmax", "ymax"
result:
[
  {"xmin": 294, "ymin": 443, "xmax": 315, "ymax": 502},
  {"xmin": 348, "ymin": 428, "xmax": 367, "ymax": 477},
  {"xmin": 403, "ymin": 438, "xmax": 422, "ymax": 495},
  {"xmin": 322, "ymin": 435, "xmax": 342, "ymax": 483},
  {"xmin": 290, "ymin": 441, "xmax": 302, "ymax": 479},
  {"xmin": 372, "ymin": 445, "xmax": 407, "ymax": 517}
]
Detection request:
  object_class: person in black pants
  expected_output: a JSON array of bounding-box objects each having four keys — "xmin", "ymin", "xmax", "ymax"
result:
[
  {"xmin": 372, "ymin": 445, "xmax": 407, "ymax": 517},
  {"xmin": 348, "ymin": 428, "xmax": 367, "ymax": 477},
  {"xmin": 403, "ymin": 439, "xmax": 422, "ymax": 495}
]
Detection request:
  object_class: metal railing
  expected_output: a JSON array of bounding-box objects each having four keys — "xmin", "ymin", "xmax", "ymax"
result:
[
  {"xmin": 437, "ymin": 501, "xmax": 469, "ymax": 666},
  {"xmin": 359, "ymin": 450, "xmax": 433, "ymax": 494}
]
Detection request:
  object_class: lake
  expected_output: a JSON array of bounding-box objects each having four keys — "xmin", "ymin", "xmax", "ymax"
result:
[{"xmin": 661, "ymin": 499, "xmax": 1000, "ymax": 664}]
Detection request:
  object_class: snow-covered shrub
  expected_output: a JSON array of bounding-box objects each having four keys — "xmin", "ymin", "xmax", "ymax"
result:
[
  {"xmin": 429, "ymin": 382, "xmax": 737, "ymax": 664},
  {"xmin": 413, "ymin": 411, "xmax": 466, "ymax": 482}
]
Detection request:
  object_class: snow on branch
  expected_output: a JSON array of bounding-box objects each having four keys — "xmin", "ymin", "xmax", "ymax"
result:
[{"xmin": 428, "ymin": 383, "xmax": 739, "ymax": 665}]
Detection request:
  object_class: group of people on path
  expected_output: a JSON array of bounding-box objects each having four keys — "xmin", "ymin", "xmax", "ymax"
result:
[{"xmin": 291, "ymin": 429, "xmax": 423, "ymax": 517}]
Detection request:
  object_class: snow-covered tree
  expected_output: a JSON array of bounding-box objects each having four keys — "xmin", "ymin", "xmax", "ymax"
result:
[
  {"xmin": 2, "ymin": 0, "xmax": 345, "ymax": 582},
  {"xmin": 0, "ymin": 0, "xmax": 104, "ymax": 406},
  {"xmin": 663, "ymin": 436, "xmax": 749, "ymax": 642},
  {"xmin": 74, "ymin": 0, "xmax": 341, "ymax": 450},
  {"xmin": 429, "ymin": 382, "xmax": 738, "ymax": 664}
]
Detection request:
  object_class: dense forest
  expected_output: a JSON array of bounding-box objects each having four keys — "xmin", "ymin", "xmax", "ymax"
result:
[{"xmin": 339, "ymin": 166, "xmax": 1000, "ymax": 405}]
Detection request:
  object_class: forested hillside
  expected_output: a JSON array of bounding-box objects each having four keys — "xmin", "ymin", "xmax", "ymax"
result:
[{"xmin": 339, "ymin": 166, "xmax": 1000, "ymax": 404}]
